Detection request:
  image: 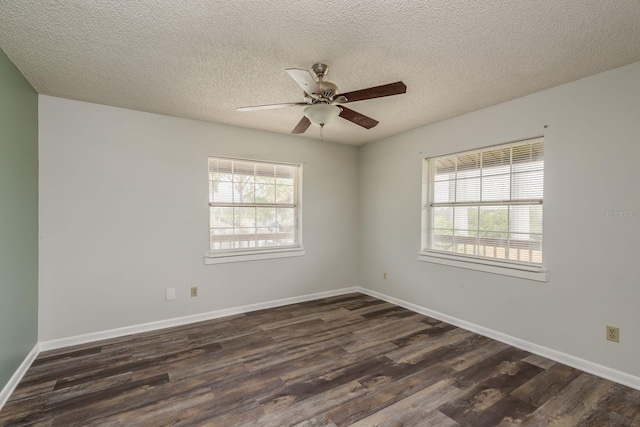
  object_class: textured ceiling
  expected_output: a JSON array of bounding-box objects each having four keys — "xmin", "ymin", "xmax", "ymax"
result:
[{"xmin": 1, "ymin": 1, "xmax": 640, "ymax": 145}]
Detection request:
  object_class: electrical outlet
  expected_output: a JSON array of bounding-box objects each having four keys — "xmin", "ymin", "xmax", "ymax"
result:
[
  {"xmin": 165, "ymin": 288, "xmax": 176, "ymax": 301},
  {"xmin": 606, "ymin": 325, "xmax": 619, "ymax": 343},
  {"xmin": 190, "ymin": 286, "xmax": 198, "ymax": 297},
  {"xmin": 383, "ymin": 272, "xmax": 388, "ymax": 280}
]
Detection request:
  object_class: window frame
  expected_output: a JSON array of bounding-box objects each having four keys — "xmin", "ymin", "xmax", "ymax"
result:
[
  {"xmin": 419, "ymin": 137, "xmax": 547, "ymax": 281},
  {"xmin": 204, "ymin": 156, "xmax": 304, "ymax": 265}
]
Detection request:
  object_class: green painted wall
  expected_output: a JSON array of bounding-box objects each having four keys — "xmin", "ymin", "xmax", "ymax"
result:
[{"xmin": 0, "ymin": 49, "xmax": 38, "ymax": 392}]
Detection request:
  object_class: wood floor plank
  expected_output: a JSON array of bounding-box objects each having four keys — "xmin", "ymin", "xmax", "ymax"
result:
[
  {"xmin": 4, "ymin": 373, "xmax": 170, "ymax": 426},
  {"xmin": 486, "ymin": 394, "xmax": 538, "ymax": 426},
  {"xmin": 342, "ymin": 318, "xmax": 431, "ymax": 353},
  {"xmin": 293, "ymin": 414, "xmax": 338, "ymax": 427},
  {"xmin": 440, "ymin": 360, "xmax": 544, "ymax": 425},
  {"xmin": 1, "ymin": 293, "xmax": 638, "ymax": 426},
  {"xmin": 30, "ymin": 347, "xmax": 103, "ymax": 367},
  {"xmin": 451, "ymin": 346, "xmax": 533, "ymax": 389},
  {"xmin": 385, "ymin": 327, "xmax": 475, "ymax": 364},
  {"xmin": 348, "ymin": 379, "xmax": 463, "ymax": 427},
  {"xmin": 195, "ymin": 401, "xmax": 265, "ymax": 427},
  {"xmin": 256, "ymin": 380, "xmax": 370, "ymax": 427},
  {"xmin": 520, "ymin": 373, "xmax": 615, "ymax": 426},
  {"xmin": 510, "ymin": 362, "xmax": 582, "ymax": 407},
  {"xmin": 258, "ymin": 356, "xmax": 392, "ymax": 415},
  {"xmin": 444, "ymin": 336, "xmax": 510, "ymax": 372},
  {"xmin": 358, "ymin": 409, "xmax": 460, "ymax": 427},
  {"xmin": 523, "ymin": 353, "xmax": 557, "ymax": 370},
  {"xmin": 575, "ymin": 383, "xmax": 640, "ymax": 425},
  {"xmin": 259, "ymin": 310, "xmax": 336, "ymax": 331},
  {"xmin": 342, "ymin": 301, "xmax": 393, "ymax": 317},
  {"xmin": 54, "ymin": 342, "xmax": 222, "ymax": 390},
  {"xmin": 327, "ymin": 363, "xmax": 455, "ymax": 425},
  {"xmin": 3, "ymin": 379, "xmax": 56, "ymax": 404},
  {"xmin": 279, "ymin": 342, "xmax": 399, "ymax": 384}
]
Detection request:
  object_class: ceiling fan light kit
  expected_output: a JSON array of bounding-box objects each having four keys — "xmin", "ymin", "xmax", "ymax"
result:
[
  {"xmin": 303, "ymin": 104, "xmax": 340, "ymax": 126},
  {"xmin": 237, "ymin": 63, "xmax": 407, "ymax": 136}
]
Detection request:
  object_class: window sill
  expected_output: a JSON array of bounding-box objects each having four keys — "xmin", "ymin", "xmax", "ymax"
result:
[
  {"xmin": 204, "ymin": 247, "xmax": 305, "ymax": 265},
  {"xmin": 418, "ymin": 252, "xmax": 548, "ymax": 282}
]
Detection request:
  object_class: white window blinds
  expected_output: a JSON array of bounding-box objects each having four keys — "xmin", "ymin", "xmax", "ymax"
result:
[
  {"xmin": 208, "ymin": 157, "xmax": 301, "ymax": 253},
  {"xmin": 423, "ymin": 137, "xmax": 544, "ymax": 265}
]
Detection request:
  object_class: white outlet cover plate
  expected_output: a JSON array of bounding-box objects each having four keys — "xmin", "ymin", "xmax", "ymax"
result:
[{"xmin": 165, "ymin": 288, "xmax": 176, "ymax": 301}]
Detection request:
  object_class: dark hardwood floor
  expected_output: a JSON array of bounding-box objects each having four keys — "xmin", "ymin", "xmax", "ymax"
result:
[{"xmin": 1, "ymin": 293, "xmax": 639, "ymax": 426}]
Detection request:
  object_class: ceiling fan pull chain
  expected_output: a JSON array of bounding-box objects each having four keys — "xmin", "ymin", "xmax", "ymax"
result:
[{"xmin": 320, "ymin": 124, "xmax": 324, "ymax": 142}]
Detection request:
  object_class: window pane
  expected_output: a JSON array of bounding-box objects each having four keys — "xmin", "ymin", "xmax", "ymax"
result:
[
  {"xmin": 277, "ymin": 209, "xmax": 295, "ymax": 245},
  {"xmin": 477, "ymin": 234, "xmax": 509, "ymax": 260},
  {"xmin": 276, "ymin": 165, "xmax": 295, "ymax": 185},
  {"xmin": 433, "ymin": 228, "xmax": 453, "ymax": 236},
  {"xmin": 434, "ymin": 181, "xmax": 455, "ymax": 203},
  {"xmin": 456, "ymin": 152, "xmax": 480, "ymax": 178},
  {"xmin": 432, "ymin": 230, "xmax": 454, "ymax": 252},
  {"xmin": 233, "ymin": 161, "xmax": 254, "ymax": 176},
  {"xmin": 256, "ymin": 183, "xmax": 275, "ymax": 203},
  {"xmin": 212, "ymin": 181, "xmax": 233, "ymax": 203},
  {"xmin": 529, "ymin": 205, "xmax": 543, "ymax": 235},
  {"xmin": 256, "ymin": 207, "xmax": 276, "ymax": 228},
  {"xmin": 433, "ymin": 207, "xmax": 453, "ymax": 230},
  {"xmin": 453, "ymin": 230, "xmax": 478, "ymax": 256},
  {"xmin": 234, "ymin": 175, "xmax": 255, "ymax": 203},
  {"xmin": 456, "ymin": 177, "xmax": 480, "ymax": 202},
  {"xmin": 235, "ymin": 207, "xmax": 256, "ymax": 228},
  {"xmin": 479, "ymin": 206, "xmax": 509, "ymax": 234},
  {"xmin": 481, "ymin": 147, "xmax": 511, "ymax": 172},
  {"xmin": 510, "ymin": 205, "xmax": 543, "ymax": 238},
  {"xmin": 210, "ymin": 158, "xmax": 233, "ymax": 181},
  {"xmin": 434, "ymin": 158, "xmax": 456, "ymax": 181},
  {"xmin": 454, "ymin": 206, "xmax": 475, "ymax": 236},
  {"xmin": 210, "ymin": 207, "xmax": 234, "ymax": 229},
  {"xmin": 512, "ymin": 141, "xmax": 544, "ymax": 171},
  {"xmin": 508, "ymin": 232, "xmax": 542, "ymax": 263},
  {"xmin": 255, "ymin": 163, "xmax": 276, "ymax": 181},
  {"xmin": 482, "ymin": 164, "xmax": 510, "ymax": 176},
  {"xmin": 512, "ymin": 170, "xmax": 543, "ymax": 199},
  {"xmin": 277, "ymin": 207, "xmax": 295, "ymax": 227},
  {"xmin": 512, "ymin": 160, "xmax": 543, "ymax": 173},
  {"xmin": 481, "ymin": 174, "xmax": 510, "ymax": 201},
  {"xmin": 277, "ymin": 184, "xmax": 294, "ymax": 204}
]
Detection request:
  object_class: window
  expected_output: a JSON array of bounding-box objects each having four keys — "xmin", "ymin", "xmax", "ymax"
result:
[
  {"xmin": 421, "ymin": 137, "xmax": 545, "ymax": 279},
  {"xmin": 206, "ymin": 156, "xmax": 303, "ymax": 263}
]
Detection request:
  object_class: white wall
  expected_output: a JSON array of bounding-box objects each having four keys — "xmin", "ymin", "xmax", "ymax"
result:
[
  {"xmin": 38, "ymin": 96, "xmax": 360, "ymax": 341},
  {"xmin": 359, "ymin": 61, "xmax": 640, "ymax": 377}
]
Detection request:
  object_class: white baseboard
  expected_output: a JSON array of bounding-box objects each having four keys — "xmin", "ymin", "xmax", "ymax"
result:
[
  {"xmin": 357, "ymin": 287, "xmax": 640, "ymax": 391},
  {"xmin": 39, "ymin": 287, "xmax": 358, "ymax": 352},
  {"xmin": 0, "ymin": 343, "xmax": 40, "ymax": 412}
]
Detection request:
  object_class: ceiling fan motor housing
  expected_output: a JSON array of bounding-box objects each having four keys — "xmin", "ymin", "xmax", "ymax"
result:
[{"xmin": 318, "ymin": 81, "xmax": 338, "ymax": 99}]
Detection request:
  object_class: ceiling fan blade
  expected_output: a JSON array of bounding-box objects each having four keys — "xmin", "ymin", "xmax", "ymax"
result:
[
  {"xmin": 237, "ymin": 102, "xmax": 307, "ymax": 111},
  {"xmin": 291, "ymin": 116, "xmax": 311, "ymax": 134},
  {"xmin": 339, "ymin": 106, "xmax": 379, "ymax": 129},
  {"xmin": 286, "ymin": 68, "xmax": 320, "ymax": 95},
  {"xmin": 338, "ymin": 81, "xmax": 407, "ymax": 103}
]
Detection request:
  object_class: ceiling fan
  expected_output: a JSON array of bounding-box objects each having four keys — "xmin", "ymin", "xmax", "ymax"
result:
[{"xmin": 237, "ymin": 63, "xmax": 407, "ymax": 134}]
